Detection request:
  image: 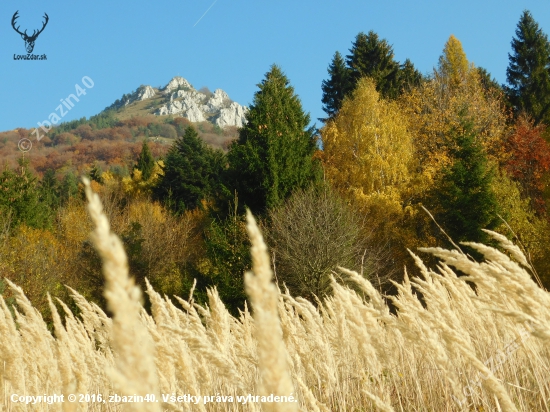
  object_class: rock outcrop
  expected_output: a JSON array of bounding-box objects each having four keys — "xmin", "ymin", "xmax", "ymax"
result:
[
  {"xmin": 163, "ymin": 76, "xmax": 193, "ymax": 93},
  {"xmin": 107, "ymin": 76, "xmax": 248, "ymax": 128},
  {"xmin": 106, "ymin": 85, "xmax": 159, "ymax": 111},
  {"xmin": 214, "ymin": 102, "xmax": 248, "ymax": 128},
  {"xmin": 155, "ymin": 77, "xmax": 248, "ymax": 127}
]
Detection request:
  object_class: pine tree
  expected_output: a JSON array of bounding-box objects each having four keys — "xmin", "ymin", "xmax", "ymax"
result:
[
  {"xmin": 135, "ymin": 140, "xmax": 155, "ymax": 180},
  {"xmin": 89, "ymin": 163, "xmax": 103, "ymax": 184},
  {"xmin": 320, "ymin": 51, "xmax": 353, "ymax": 119},
  {"xmin": 396, "ymin": 58, "xmax": 423, "ymax": 94},
  {"xmin": 431, "ymin": 118, "xmax": 499, "ymax": 244},
  {"xmin": 476, "ymin": 67, "xmax": 503, "ymax": 95},
  {"xmin": 40, "ymin": 169, "xmax": 60, "ymax": 210},
  {"xmin": 60, "ymin": 171, "xmax": 79, "ymax": 204},
  {"xmin": 0, "ymin": 158, "xmax": 53, "ymax": 229},
  {"xmin": 346, "ymin": 31, "xmax": 400, "ymax": 99},
  {"xmin": 227, "ymin": 64, "xmax": 321, "ymax": 213},
  {"xmin": 154, "ymin": 125, "xmax": 224, "ymax": 214},
  {"xmin": 506, "ymin": 10, "xmax": 550, "ymax": 125}
]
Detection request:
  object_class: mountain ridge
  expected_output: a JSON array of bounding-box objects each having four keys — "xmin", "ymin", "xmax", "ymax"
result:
[{"xmin": 105, "ymin": 76, "xmax": 248, "ymax": 128}]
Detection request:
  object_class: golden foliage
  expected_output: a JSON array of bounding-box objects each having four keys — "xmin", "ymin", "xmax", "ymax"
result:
[
  {"xmin": 0, "ymin": 225, "xmax": 74, "ymax": 315},
  {"xmin": 322, "ymin": 77, "xmax": 414, "ymax": 197},
  {"xmin": 400, "ymin": 38, "xmax": 508, "ymax": 187},
  {"xmin": 122, "ymin": 160, "xmax": 164, "ymax": 198},
  {"xmin": 438, "ymin": 34, "xmax": 470, "ymax": 88},
  {"xmin": 491, "ymin": 168, "xmax": 550, "ymax": 271}
]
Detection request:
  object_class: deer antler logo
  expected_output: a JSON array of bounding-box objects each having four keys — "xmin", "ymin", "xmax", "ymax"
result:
[{"xmin": 11, "ymin": 11, "xmax": 49, "ymax": 54}]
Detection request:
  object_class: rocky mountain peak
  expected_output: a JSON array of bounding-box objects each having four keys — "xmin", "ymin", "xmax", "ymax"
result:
[{"xmin": 106, "ymin": 76, "xmax": 248, "ymax": 128}]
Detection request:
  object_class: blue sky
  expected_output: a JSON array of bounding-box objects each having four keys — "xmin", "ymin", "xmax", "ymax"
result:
[{"xmin": 1, "ymin": 0, "xmax": 550, "ymax": 132}]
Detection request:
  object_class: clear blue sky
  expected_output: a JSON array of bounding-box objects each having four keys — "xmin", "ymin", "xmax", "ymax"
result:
[{"xmin": 1, "ymin": 0, "xmax": 550, "ymax": 132}]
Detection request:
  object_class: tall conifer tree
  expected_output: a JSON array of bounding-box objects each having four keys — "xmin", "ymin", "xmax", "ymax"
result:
[
  {"xmin": 321, "ymin": 51, "xmax": 352, "ymax": 119},
  {"xmin": 154, "ymin": 125, "xmax": 224, "ymax": 213},
  {"xmin": 437, "ymin": 35, "xmax": 470, "ymax": 88},
  {"xmin": 396, "ymin": 58, "xmax": 423, "ymax": 94},
  {"xmin": 346, "ymin": 31, "xmax": 400, "ymax": 99},
  {"xmin": 506, "ymin": 10, "xmax": 550, "ymax": 126},
  {"xmin": 321, "ymin": 32, "xmax": 422, "ymax": 119},
  {"xmin": 0, "ymin": 158, "xmax": 53, "ymax": 229},
  {"xmin": 136, "ymin": 140, "xmax": 155, "ymax": 180},
  {"xmin": 227, "ymin": 65, "xmax": 320, "ymax": 213},
  {"xmin": 431, "ymin": 119, "xmax": 499, "ymax": 243}
]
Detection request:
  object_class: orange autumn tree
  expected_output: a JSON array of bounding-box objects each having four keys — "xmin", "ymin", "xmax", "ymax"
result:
[{"xmin": 503, "ymin": 116, "xmax": 550, "ymax": 216}]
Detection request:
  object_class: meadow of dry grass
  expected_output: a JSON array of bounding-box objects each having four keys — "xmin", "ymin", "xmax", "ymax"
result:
[{"xmin": 1, "ymin": 179, "xmax": 549, "ymax": 412}]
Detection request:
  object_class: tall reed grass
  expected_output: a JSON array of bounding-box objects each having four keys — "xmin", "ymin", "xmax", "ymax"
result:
[{"xmin": 1, "ymin": 179, "xmax": 549, "ymax": 411}]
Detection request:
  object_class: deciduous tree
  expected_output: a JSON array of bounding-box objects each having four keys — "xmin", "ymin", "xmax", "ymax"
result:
[
  {"xmin": 503, "ymin": 115, "xmax": 550, "ymax": 214},
  {"xmin": 322, "ymin": 77, "xmax": 413, "ymax": 197},
  {"xmin": 400, "ymin": 36, "xmax": 507, "ymax": 187}
]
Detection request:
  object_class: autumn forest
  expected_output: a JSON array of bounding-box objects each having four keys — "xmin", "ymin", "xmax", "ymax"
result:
[{"xmin": 1, "ymin": 9, "xmax": 550, "ymax": 323}]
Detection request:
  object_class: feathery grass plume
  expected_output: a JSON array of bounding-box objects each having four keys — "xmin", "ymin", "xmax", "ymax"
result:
[
  {"xmin": 0, "ymin": 294, "xmax": 25, "ymax": 398},
  {"xmin": 5, "ymin": 279, "xmax": 62, "ymax": 398},
  {"xmin": 65, "ymin": 285, "xmax": 112, "ymax": 355},
  {"xmin": 244, "ymin": 210, "xmax": 299, "ymax": 412},
  {"xmin": 47, "ymin": 295, "xmax": 77, "ymax": 406},
  {"xmin": 296, "ymin": 376, "xmax": 331, "ymax": 412},
  {"xmin": 82, "ymin": 176, "xmax": 160, "ymax": 412},
  {"xmin": 421, "ymin": 238, "xmax": 550, "ymax": 342}
]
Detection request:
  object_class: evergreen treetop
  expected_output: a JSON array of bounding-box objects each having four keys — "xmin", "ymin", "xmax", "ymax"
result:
[
  {"xmin": 321, "ymin": 51, "xmax": 353, "ymax": 120},
  {"xmin": 136, "ymin": 140, "xmax": 155, "ymax": 181},
  {"xmin": 0, "ymin": 158, "xmax": 54, "ymax": 229},
  {"xmin": 154, "ymin": 125, "xmax": 224, "ymax": 214},
  {"xmin": 506, "ymin": 10, "xmax": 550, "ymax": 125},
  {"xmin": 227, "ymin": 64, "xmax": 320, "ymax": 213},
  {"xmin": 321, "ymin": 31, "xmax": 423, "ymax": 120},
  {"xmin": 346, "ymin": 31, "xmax": 400, "ymax": 99}
]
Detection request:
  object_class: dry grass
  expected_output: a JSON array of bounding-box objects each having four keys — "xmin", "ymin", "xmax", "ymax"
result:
[{"xmin": 1, "ymin": 181, "xmax": 549, "ymax": 411}]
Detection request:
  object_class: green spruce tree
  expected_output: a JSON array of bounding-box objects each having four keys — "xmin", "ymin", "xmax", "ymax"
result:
[
  {"xmin": 40, "ymin": 169, "xmax": 60, "ymax": 210},
  {"xmin": 60, "ymin": 171, "xmax": 79, "ymax": 204},
  {"xmin": 506, "ymin": 10, "xmax": 550, "ymax": 125},
  {"xmin": 0, "ymin": 158, "xmax": 53, "ymax": 229},
  {"xmin": 346, "ymin": 31, "xmax": 400, "ymax": 99},
  {"xmin": 154, "ymin": 125, "xmax": 225, "ymax": 214},
  {"xmin": 321, "ymin": 33, "xmax": 422, "ymax": 119},
  {"xmin": 89, "ymin": 163, "xmax": 103, "ymax": 184},
  {"xmin": 431, "ymin": 119, "xmax": 499, "ymax": 244},
  {"xmin": 135, "ymin": 140, "xmax": 155, "ymax": 180},
  {"xmin": 477, "ymin": 67, "xmax": 503, "ymax": 95},
  {"xmin": 227, "ymin": 64, "xmax": 321, "ymax": 213},
  {"xmin": 396, "ymin": 58, "xmax": 423, "ymax": 94},
  {"xmin": 321, "ymin": 51, "xmax": 353, "ymax": 119}
]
